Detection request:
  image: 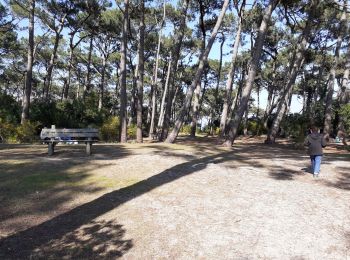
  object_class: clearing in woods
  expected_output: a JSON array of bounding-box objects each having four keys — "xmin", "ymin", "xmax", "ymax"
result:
[{"xmin": 0, "ymin": 136, "xmax": 349, "ymax": 259}]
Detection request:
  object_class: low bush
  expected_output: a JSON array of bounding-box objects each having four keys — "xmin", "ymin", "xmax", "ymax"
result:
[{"xmin": 100, "ymin": 116, "xmax": 120, "ymax": 142}]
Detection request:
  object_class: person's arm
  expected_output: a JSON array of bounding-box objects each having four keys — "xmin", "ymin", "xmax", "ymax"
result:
[{"xmin": 304, "ymin": 136, "xmax": 310, "ymax": 146}]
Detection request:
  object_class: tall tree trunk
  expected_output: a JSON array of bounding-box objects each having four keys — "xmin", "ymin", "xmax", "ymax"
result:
[
  {"xmin": 119, "ymin": 0, "xmax": 129, "ymax": 143},
  {"xmin": 157, "ymin": 56, "xmax": 172, "ymax": 130},
  {"xmin": 265, "ymin": 0, "xmax": 318, "ymax": 144},
  {"xmin": 219, "ymin": 2, "xmax": 244, "ymax": 137},
  {"xmin": 149, "ymin": 0, "xmax": 166, "ymax": 137},
  {"xmin": 98, "ymin": 56, "xmax": 107, "ymax": 112},
  {"xmin": 210, "ymin": 33, "xmax": 225, "ymax": 135},
  {"xmin": 21, "ymin": 0, "xmax": 35, "ymax": 124},
  {"xmin": 324, "ymin": 3, "xmax": 347, "ymax": 136},
  {"xmin": 166, "ymin": 0, "xmax": 230, "ymax": 143},
  {"xmin": 190, "ymin": 0, "xmax": 207, "ymax": 137},
  {"xmin": 160, "ymin": 0, "xmax": 191, "ymax": 140},
  {"xmin": 65, "ymin": 37, "xmax": 74, "ymax": 100},
  {"xmin": 136, "ymin": 0, "xmax": 145, "ymax": 143},
  {"xmin": 128, "ymin": 55, "xmax": 137, "ymax": 126},
  {"xmin": 224, "ymin": 0, "xmax": 278, "ymax": 146},
  {"xmin": 83, "ymin": 37, "xmax": 93, "ymax": 101},
  {"xmin": 43, "ymin": 15, "xmax": 66, "ymax": 99}
]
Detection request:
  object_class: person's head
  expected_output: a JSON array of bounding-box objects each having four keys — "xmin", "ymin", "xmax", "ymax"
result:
[{"xmin": 310, "ymin": 125, "xmax": 319, "ymax": 133}]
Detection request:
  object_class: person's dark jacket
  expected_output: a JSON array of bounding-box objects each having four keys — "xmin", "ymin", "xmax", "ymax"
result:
[{"xmin": 304, "ymin": 133, "xmax": 327, "ymax": 155}]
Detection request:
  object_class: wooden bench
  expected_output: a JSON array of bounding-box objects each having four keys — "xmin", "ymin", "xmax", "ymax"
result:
[{"xmin": 40, "ymin": 127, "xmax": 99, "ymax": 156}]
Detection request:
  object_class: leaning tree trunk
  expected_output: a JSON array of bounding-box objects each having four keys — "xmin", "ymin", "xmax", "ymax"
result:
[
  {"xmin": 44, "ymin": 15, "xmax": 66, "ymax": 99},
  {"xmin": 219, "ymin": 2, "xmax": 244, "ymax": 137},
  {"xmin": 324, "ymin": 3, "xmax": 347, "ymax": 136},
  {"xmin": 136, "ymin": 0, "xmax": 145, "ymax": 143},
  {"xmin": 190, "ymin": 0, "xmax": 207, "ymax": 137},
  {"xmin": 160, "ymin": 0, "xmax": 191, "ymax": 140},
  {"xmin": 119, "ymin": 0, "xmax": 129, "ymax": 143},
  {"xmin": 224, "ymin": 0, "xmax": 278, "ymax": 146},
  {"xmin": 166, "ymin": 0, "xmax": 230, "ymax": 143},
  {"xmin": 21, "ymin": 0, "xmax": 35, "ymax": 124},
  {"xmin": 265, "ymin": 0, "xmax": 318, "ymax": 144},
  {"xmin": 157, "ymin": 56, "xmax": 172, "ymax": 130},
  {"xmin": 149, "ymin": 0, "xmax": 166, "ymax": 137}
]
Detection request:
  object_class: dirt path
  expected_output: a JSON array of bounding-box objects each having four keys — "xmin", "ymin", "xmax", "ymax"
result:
[{"xmin": 0, "ymin": 137, "xmax": 349, "ymax": 259}]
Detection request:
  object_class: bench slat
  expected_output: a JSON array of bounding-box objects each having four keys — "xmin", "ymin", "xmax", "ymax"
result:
[{"xmin": 40, "ymin": 128, "xmax": 99, "ymax": 139}]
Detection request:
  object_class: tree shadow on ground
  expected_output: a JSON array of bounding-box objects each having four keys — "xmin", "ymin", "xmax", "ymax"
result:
[
  {"xmin": 0, "ymin": 144, "xmax": 132, "ymax": 226},
  {"xmin": 323, "ymin": 166, "xmax": 350, "ymax": 191},
  {"xmin": 0, "ymin": 150, "xmax": 246, "ymax": 258},
  {"xmin": 0, "ymin": 139, "xmax": 348, "ymax": 258},
  {"xmin": 29, "ymin": 220, "xmax": 132, "ymax": 259}
]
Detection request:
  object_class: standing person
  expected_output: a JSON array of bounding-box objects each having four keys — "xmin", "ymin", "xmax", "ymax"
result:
[{"xmin": 304, "ymin": 126, "xmax": 327, "ymax": 177}]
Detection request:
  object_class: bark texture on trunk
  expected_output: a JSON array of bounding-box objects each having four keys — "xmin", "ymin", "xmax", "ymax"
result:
[
  {"xmin": 136, "ymin": 0, "xmax": 145, "ymax": 143},
  {"xmin": 166, "ymin": 0, "xmax": 230, "ymax": 143},
  {"xmin": 161, "ymin": 0, "xmax": 191, "ymax": 140},
  {"xmin": 21, "ymin": 0, "xmax": 35, "ymax": 124},
  {"xmin": 224, "ymin": 0, "xmax": 278, "ymax": 146},
  {"xmin": 119, "ymin": 0, "xmax": 129, "ymax": 143},
  {"xmin": 265, "ymin": 0, "xmax": 318, "ymax": 144}
]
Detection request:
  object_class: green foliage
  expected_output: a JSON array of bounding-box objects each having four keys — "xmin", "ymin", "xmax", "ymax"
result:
[
  {"xmin": 30, "ymin": 97, "xmax": 104, "ymax": 129},
  {"xmin": 127, "ymin": 124, "xmax": 137, "ymax": 139},
  {"xmin": 339, "ymin": 104, "xmax": 350, "ymax": 132},
  {"xmin": 0, "ymin": 92, "xmax": 21, "ymax": 123},
  {"xmin": 15, "ymin": 121, "xmax": 40, "ymax": 143},
  {"xmin": 0, "ymin": 119, "xmax": 16, "ymax": 142},
  {"xmin": 0, "ymin": 120, "xmax": 39, "ymax": 143},
  {"xmin": 180, "ymin": 124, "xmax": 192, "ymax": 134},
  {"xmin": 100, "ymin": 116, "xmax": 120, "ymax": 142},
  {"xmin": 281, "ymin": 113, "xmax": 308, "ymax": 140}
]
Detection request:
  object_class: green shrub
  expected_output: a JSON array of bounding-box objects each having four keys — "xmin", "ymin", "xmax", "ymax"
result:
[
  {"xmin": 339, "ymin": 104, "xmax": 350, "ymax": 132},
  {"xmin": 100, "ymin": 116, "xmax": 120, "ymax": 142},
  {"xmin": 15, "ymin": 121, "xmax": 40, "ymax": 143},
  {"xmin": 0, "ymin": 119, "xmax": 16, "ymax": 143},
  {"xmin": 180, "ymin": 124, "xmax": 192, "ymax": 134},
  {"xmin": 127, "ymin": 124, "xmax": 137, "ymax": 139}
]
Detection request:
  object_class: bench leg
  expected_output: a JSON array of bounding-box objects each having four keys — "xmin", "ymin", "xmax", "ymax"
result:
[
  {"xmin": 86, "ymin": 142, "xmax": 92, "ymax": 156},
  {"xmin": 48, "ymin": 143, "xmax": 54, "ymax": 156}
]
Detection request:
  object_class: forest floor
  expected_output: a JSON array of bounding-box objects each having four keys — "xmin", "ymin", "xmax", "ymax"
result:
[{"xmin": 0, "ymin": 135, "xmax": 349, "ymax": 259}]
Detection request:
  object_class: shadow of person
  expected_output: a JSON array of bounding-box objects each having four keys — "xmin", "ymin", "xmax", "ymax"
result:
[
  {"xmin": 0, "ymin": 151, "xmax": 235, "ymax": 258},
  {"xmin": 301, "ymin": 167, "xmax": 312, "ymax": 174}
]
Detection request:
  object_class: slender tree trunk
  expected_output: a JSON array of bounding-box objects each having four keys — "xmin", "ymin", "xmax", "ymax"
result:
[
  {"xmin": 44, "ymin": 15, "xmax": 66, "ymax": 99},
  {"xmin": 219, "ymin": 3, "xmax": 244, "ymax": 137},
  {"xmin": 157, "ymin": 56, "xmax": 172, "ymax": 130},
  {"xmin": 166, "ymin": 0, "xmax": 230, "ymax": 143},
  {"xmin": 128, "ymin": 55, "xmax": 137, "ymax": 126},
  {"xmin": 224, "ymin": 0, "xmax": 278, "ymax": 146},
  {"xmin": 190, "ymin": 0, "xmax": 207, "ymax": 137},
  {"xmin": 65, "ymin": 39, "xmax": 74, "ymax": 100},
  {"xmin": 149, "ymin": 0, "xmax": 166, "ymax": 136},
  {"xmin": 160, "ymin": 0, "xmax": 191, "ymax": 140},
  {"xmin": 136, "ymin": 0, "xmax": 145, "ymax": 143},
  {"xmin": 119, "ymin": 0, "xmax": 129, "ymax": 143},
  {"xmin": 98, "ymin": 56, "xmax": 107, "ymax": 111},
  {"xmin": 324, "ymin": 4, "xmax": 347, "ymax": 136},
  {"xmin": 83, "ymin": 37, "xmax": 93, "ymax": 100},
  {"xmin": 209, "ymin": 33, "xmax": 225, "ymax": 135},
  {"xmin": 265, "ymin": 0, "xmax": 318, "ymax": 144},
  {"xmin": 21, "ymin": 0, "xmax": 35, "ymax": 124}
]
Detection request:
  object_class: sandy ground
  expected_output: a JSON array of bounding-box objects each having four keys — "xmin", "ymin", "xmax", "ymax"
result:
[{"xmin": 0, "ymin": 136, "xmax": 349, "ymax": 259}]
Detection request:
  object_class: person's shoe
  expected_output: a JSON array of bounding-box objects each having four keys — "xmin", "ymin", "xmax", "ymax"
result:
[{"xmin": 314, "ymin": 173, "xmax": 319, "ymax": 178}]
